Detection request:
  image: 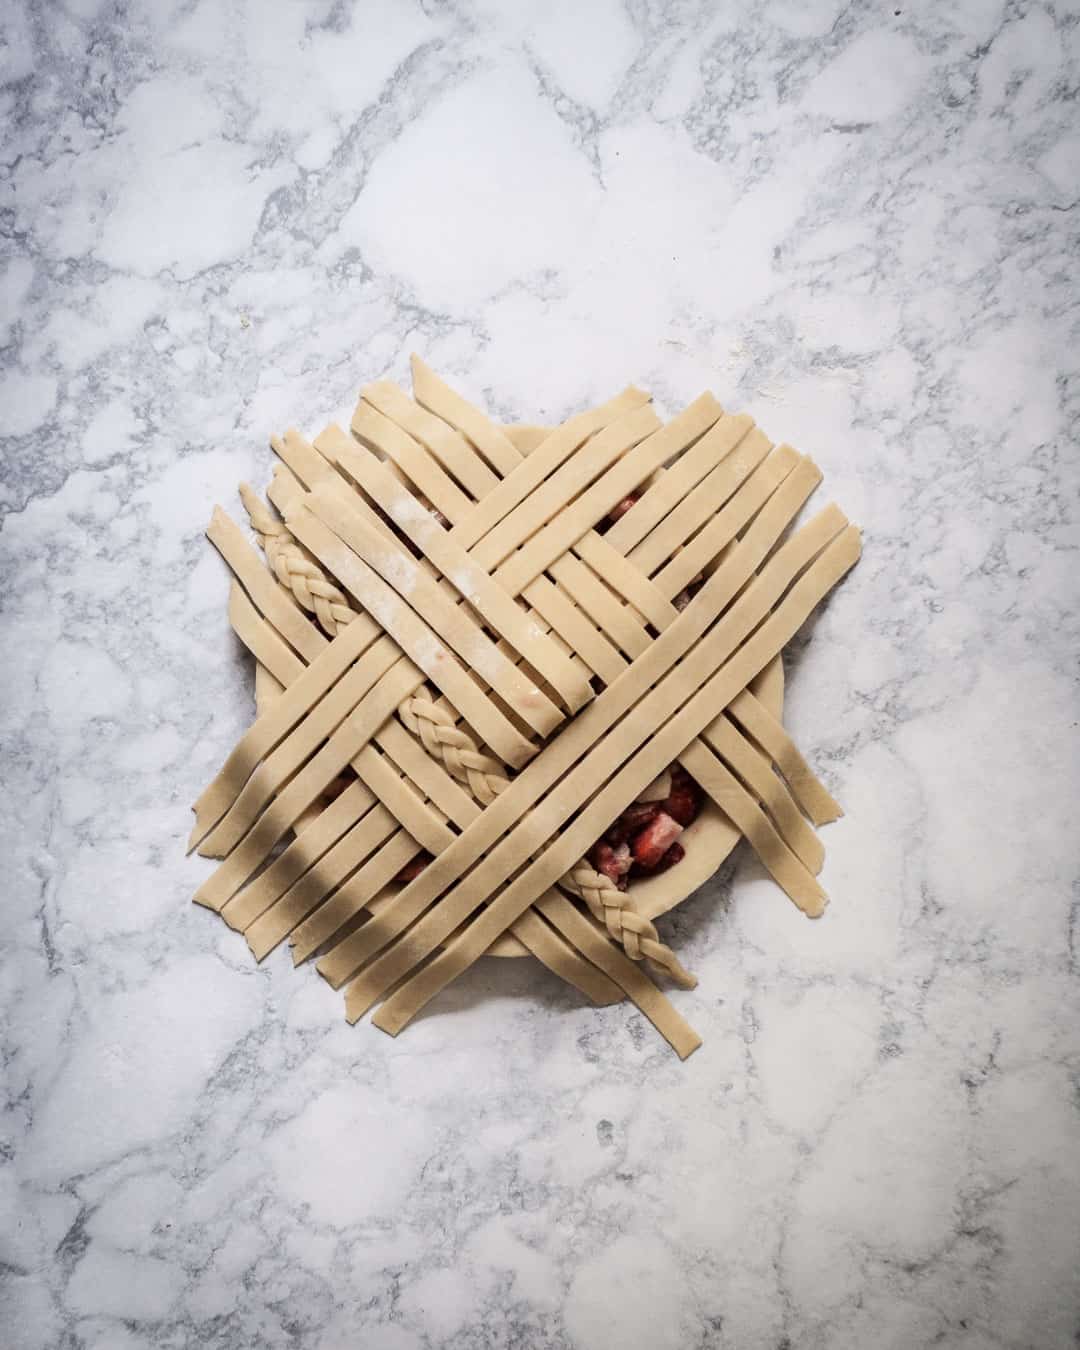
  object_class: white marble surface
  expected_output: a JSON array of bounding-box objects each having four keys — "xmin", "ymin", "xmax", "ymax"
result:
[{"xmin": 3, "ymin": 1, "xmax": 1079, "ymax": 1346}]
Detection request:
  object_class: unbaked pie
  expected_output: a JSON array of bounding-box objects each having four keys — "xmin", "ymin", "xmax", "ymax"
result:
[{"xmin": 190, "ymin": 357, "xmax": 860, "ymax": 1056}]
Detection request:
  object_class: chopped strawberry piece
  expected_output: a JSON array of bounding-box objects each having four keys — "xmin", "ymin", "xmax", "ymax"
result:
[
  {"xmin": 394, "ymin": 853, "xmax": 432, "ymax": 883},
  {"xmin": 630, "ymin": 810, "xmax": 683, "ymax": 869},
  {"xmin": 633, "ymin": 840, "xmax": 685, "ymax": 876},
  {"xmin": 663, "ymin": 766, "xmax": 703, "ymax": 827},
  {"xmin": 589, "ymin": 840, "xmax": 633, "ymax": 890},
  {"xmin": 608, "ymin": 492, "xmax": 640, "ymax": 523},
  {"xmin": 604, "ymin": 800, "xmax": 660, "ymax": 845}
]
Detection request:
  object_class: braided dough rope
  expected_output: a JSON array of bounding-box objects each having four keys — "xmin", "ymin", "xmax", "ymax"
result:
[
  {"xmin": 397, "ymin": 692, "xmax": 506, "ymax": 807},
  {"xmin": 239, "ymin": 483, "xmax": 356, "ymax": 636}
]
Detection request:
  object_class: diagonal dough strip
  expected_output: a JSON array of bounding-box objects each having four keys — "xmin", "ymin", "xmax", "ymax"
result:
[
  {"xmin": 448, "ymin": 384, "xmax": 653, "ymax": 551},
  {"xmin": 492, "ymin": 395, "xmax": 722, "ymax": 595}
]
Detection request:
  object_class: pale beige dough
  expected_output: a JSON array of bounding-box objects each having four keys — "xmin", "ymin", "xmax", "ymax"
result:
[{"xmin": 193, "ymin": 358, "xmax": 859, "ymax": 1055}]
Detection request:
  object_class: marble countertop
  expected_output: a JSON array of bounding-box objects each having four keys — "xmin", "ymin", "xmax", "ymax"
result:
[{"xmin": 3, "ymin": 2, "xmax": 1078, "ymax": 1347}]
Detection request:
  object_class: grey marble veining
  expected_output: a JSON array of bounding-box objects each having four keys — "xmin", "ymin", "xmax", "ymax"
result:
[{"xmin": 2, "ymin": 1, "xmax": 1079, "ymax": 1347}]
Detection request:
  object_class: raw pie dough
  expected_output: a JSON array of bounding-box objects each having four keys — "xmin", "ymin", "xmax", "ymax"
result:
[{"xmin": 190, "ymin": 356, "xmax": 859, "ymax": 1057}]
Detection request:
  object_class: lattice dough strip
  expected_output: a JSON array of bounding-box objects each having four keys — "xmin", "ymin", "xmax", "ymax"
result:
[
  {"xmin": 626, "ymin": 426, "xmax": 774, "ymax": 577},
  {"xmin": 522, "ymin": 468, "xmax": 827, "ymax": 877},
  {"xmin": 309, "ymin": 374, "xmax": 830, "ymax": 854},
  {"xmin": 341, "ymin": 380, "xmax": 799, "ymax": 837},
  {"xmin": 277, "ymin": 433, "xmax": 583, "ymax": 766},
  {"xmin": 199, "ymin": 634, "xmax": 402, "ymax": 858},
  {"xmin": 351, "ymin": 400, "xmax": 474, "ymax": 522},
  {"xmin": 492, "ymin": 393, "xmax": 723, "ymax": 596},
  {"xmin": 570, "ymin": 533, "xmax": 673, "ymax": 632},
  {"xmin": 604, "ymin": 410, "xmax": 756, "ymax": 555},
  {"xmin": 193, "ymin": 514, "xmax": 383, "ymax": 848},
  {"xmin": 245, "ymin": 802, "xmax": 399, "ymax": 960},
  {"xmin": 221, "ymin": 779, "xmax": 376, "ymax": 932},
  {"xmin": 651, "ymin": 443, "xmax": 797, "ymax": 600},
  {"xmin": 409, "ymin": 354, "xmax": 524, "ymax": 479},
  {"xmin": 228, "ymin": 426, "xmax": 831, "ymax": 966},
  {"xmin": 217, "ymin": 375, "xmax": 826, "ymax": 977},
  {"xmin": 285, "ymin": 502, "xmax": 536, "ymax": 769},
  {"xmin": 546, "ymin": 405, "xmax": 834, "ymax": 815},
  {"xmin": 302, "ymin": 482, "xmax": 563, "ymax": 739},
  {"xmin": 447, "ymin": 386, "xmax": 654, "ymax": 552},
  {"xmin": 275, "ymin": 425, "xmax": 587, "ymax": 761},
  {"xmin": 194, "ymin": 657, "xmax": 421, "ymax": 912},
  {"xmin": 363, "ymin": 377, "xmax": 506, "ymax": 493},
  {"xmin": 547, "ymin": 554, "xmax": 652, "ymax": 660},
  {"xmin": 468, "ymin": 403, "xmax": 663, "ymax": 571},
  {"xmin": 726, "ymin": 687, "xmax": 842, "ymax": 826}
]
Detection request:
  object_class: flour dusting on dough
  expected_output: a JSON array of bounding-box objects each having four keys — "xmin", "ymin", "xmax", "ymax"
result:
[
  {"xmin": 449, "ymin": 568, "xmax": 480, "ymax": 602},
  {"xmin": 380, "ymin": 549, "xmax": 419, "ymax": 595},
  {"xmin": 389, "ymin": 494, "xmax": 428, "ymax": 528}
]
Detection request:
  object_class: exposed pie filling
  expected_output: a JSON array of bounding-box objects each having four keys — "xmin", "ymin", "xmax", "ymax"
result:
[
  {"xmin": 587, "ymin": 763, "xmax": 703, "ymax": 886},
  {"xmin": 394, "ymin": 765, "xmax": 703, "ymax": 885}
]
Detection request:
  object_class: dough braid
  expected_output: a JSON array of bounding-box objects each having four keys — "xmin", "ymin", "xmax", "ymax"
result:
[
  {"xmin": 565, "ymin": 865, "xmax": 697, "ymax": 989},
  {"xmin": 239, "ymin": 483, "xmax": 356, "ymax": 637},
  {"xmin": 397, "ymin": 689, "xmax": 509, "ymax": 806}
]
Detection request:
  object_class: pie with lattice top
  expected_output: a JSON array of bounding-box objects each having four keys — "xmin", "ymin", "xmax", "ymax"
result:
[{"xmin": 191, "ymin": 356, "xmax": 859, "ymax": 1057}]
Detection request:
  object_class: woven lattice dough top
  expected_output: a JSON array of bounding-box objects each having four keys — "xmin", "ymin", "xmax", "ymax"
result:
[{"xmin": 191, "ymin": 356, "xmax": 860, "ymax": 1057}]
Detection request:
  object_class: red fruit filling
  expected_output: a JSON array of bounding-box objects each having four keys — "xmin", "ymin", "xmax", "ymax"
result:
[
  {"xmin": 588, "ymin": 840, "xmax": 633, "ymax": 891},
  {"xmin": 608, "ymin": 492, "xmax": 640, "ymax": 523},
  {"xmin": 639, "ymin": 840, "xmax": 685, "ymax": 876},
  {"xmin": 630, "ymin": 810, "xmax": 684, "ymax": 868},
  {"xmin": 591, "ymin": 765, "xmax": 704, "ymax": 884},
  {"xmin": 394, "ymin": 852, "xmax": 432, "ymax": 883},
  {"xmin": 603, "ymin": 800, "xmax": 660, "ymax": 846},
  {"xmin": 663, "ymin": 765, "xmax": 703, "ymax": 827}
]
